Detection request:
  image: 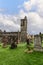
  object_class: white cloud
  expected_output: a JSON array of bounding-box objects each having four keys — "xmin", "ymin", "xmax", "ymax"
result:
[
  {"xmin": 37, "ymin": 0, "xmax": 43, "ymax": 17},
  {"xmin": 27, "ymin": 12, "xmax": 43, "ymax": 34},
  {"xmin": 23, "ymin": 0, "xmax": 37, "ymax": 11},
  {"xmin": 19, "ymin": 9, "xmax": 27, "ymax": 18},
  {"xmin": 23, "ymin": 0, "xmax": 43, "ymax": 16},
  {"xmin": 24, "ymin": 1, "xmax": 31, "ymax": 11},
  {"xmin": 0, "ymin": 14, "xmax": 20, "ymax": 32}
]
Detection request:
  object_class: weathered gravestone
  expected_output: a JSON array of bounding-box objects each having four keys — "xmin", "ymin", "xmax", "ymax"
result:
[
  {"xmin": 2, "ymin": 36, "xmax": 8, "ymax": 48},
  {"xmin": 34, "ymin": 35, "xmax": 43, "ymax": 51},
  {"xmin": 10, "ymin": 36, "xmax": 17, "ymax": 49}
]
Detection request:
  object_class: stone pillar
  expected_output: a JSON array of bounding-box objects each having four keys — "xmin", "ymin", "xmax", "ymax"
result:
[
  {"xmin": 17, "ymin": 31, "xmax": 20, "ymax": 43},
  {"xmin": 34, "ymin": 35, "xmax": 43, "ymax": 51}
]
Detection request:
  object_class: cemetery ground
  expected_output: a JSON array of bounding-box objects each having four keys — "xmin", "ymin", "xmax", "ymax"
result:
[{"xmin": 0, "ymin": 43, "xmax": 43, "ymax": 65}]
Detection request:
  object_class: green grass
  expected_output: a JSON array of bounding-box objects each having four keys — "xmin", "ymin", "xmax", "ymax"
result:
[{"xmin": 0, "ymin": 43, "xmax": 43, "ymax": 65}]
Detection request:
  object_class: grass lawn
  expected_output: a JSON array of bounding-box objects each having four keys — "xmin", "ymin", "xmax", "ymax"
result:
[{"xmin": 0, "ymin": 43, "xmax": 43, "ymax": 65}]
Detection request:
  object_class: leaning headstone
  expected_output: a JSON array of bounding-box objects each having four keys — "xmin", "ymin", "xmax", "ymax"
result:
[{"xmin": 34, "ymin": 35, "xmax": 43, "ymax": 51}]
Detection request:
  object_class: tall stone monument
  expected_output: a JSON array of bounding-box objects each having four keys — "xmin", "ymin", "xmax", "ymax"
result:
[
  {"xmin": 21, "ymin": 16, "xmax": 27, "ymax": 42},
  {"xmin": 34, "ymin": 35, "xmax": 43, "ymax": 51}
]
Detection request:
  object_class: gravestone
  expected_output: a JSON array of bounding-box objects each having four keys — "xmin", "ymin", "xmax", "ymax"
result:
[
  {"xmin": 10, "ymin": 36, "xmax": 17, "ymax": 49},
  {"xmin": 34, "ymin": 35, "xmax": 43, "ymax": 51},
  {"xmin": 2, "ymin": 36, "xmax": 8, "ymax": 48}
]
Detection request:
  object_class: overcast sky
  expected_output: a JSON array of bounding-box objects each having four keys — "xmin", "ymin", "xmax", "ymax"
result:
[{"xmin": 0, "ymin": 0, "xmax": 43, "ymax": 34}]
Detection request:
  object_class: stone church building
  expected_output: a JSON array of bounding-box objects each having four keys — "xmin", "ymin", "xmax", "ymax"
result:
[{"xmin": 0, "ymin": 16, "xmax": 27, "ymax": 43}]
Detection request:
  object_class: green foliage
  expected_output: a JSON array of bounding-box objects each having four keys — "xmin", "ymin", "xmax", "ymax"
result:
[{"xmin": 0, "ymin": 43, "xmax": 43, "ymax": 65}]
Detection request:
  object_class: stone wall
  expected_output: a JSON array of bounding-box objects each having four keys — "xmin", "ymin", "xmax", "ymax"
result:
[{"xmin": 0, "ymin": 32, "xmax": 21, "ymax": 44}]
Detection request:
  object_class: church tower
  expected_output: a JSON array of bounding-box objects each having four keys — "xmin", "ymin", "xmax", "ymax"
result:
[{"xmin": 21, "ymin": 16, "xmax": 27, "ymax": 42}]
